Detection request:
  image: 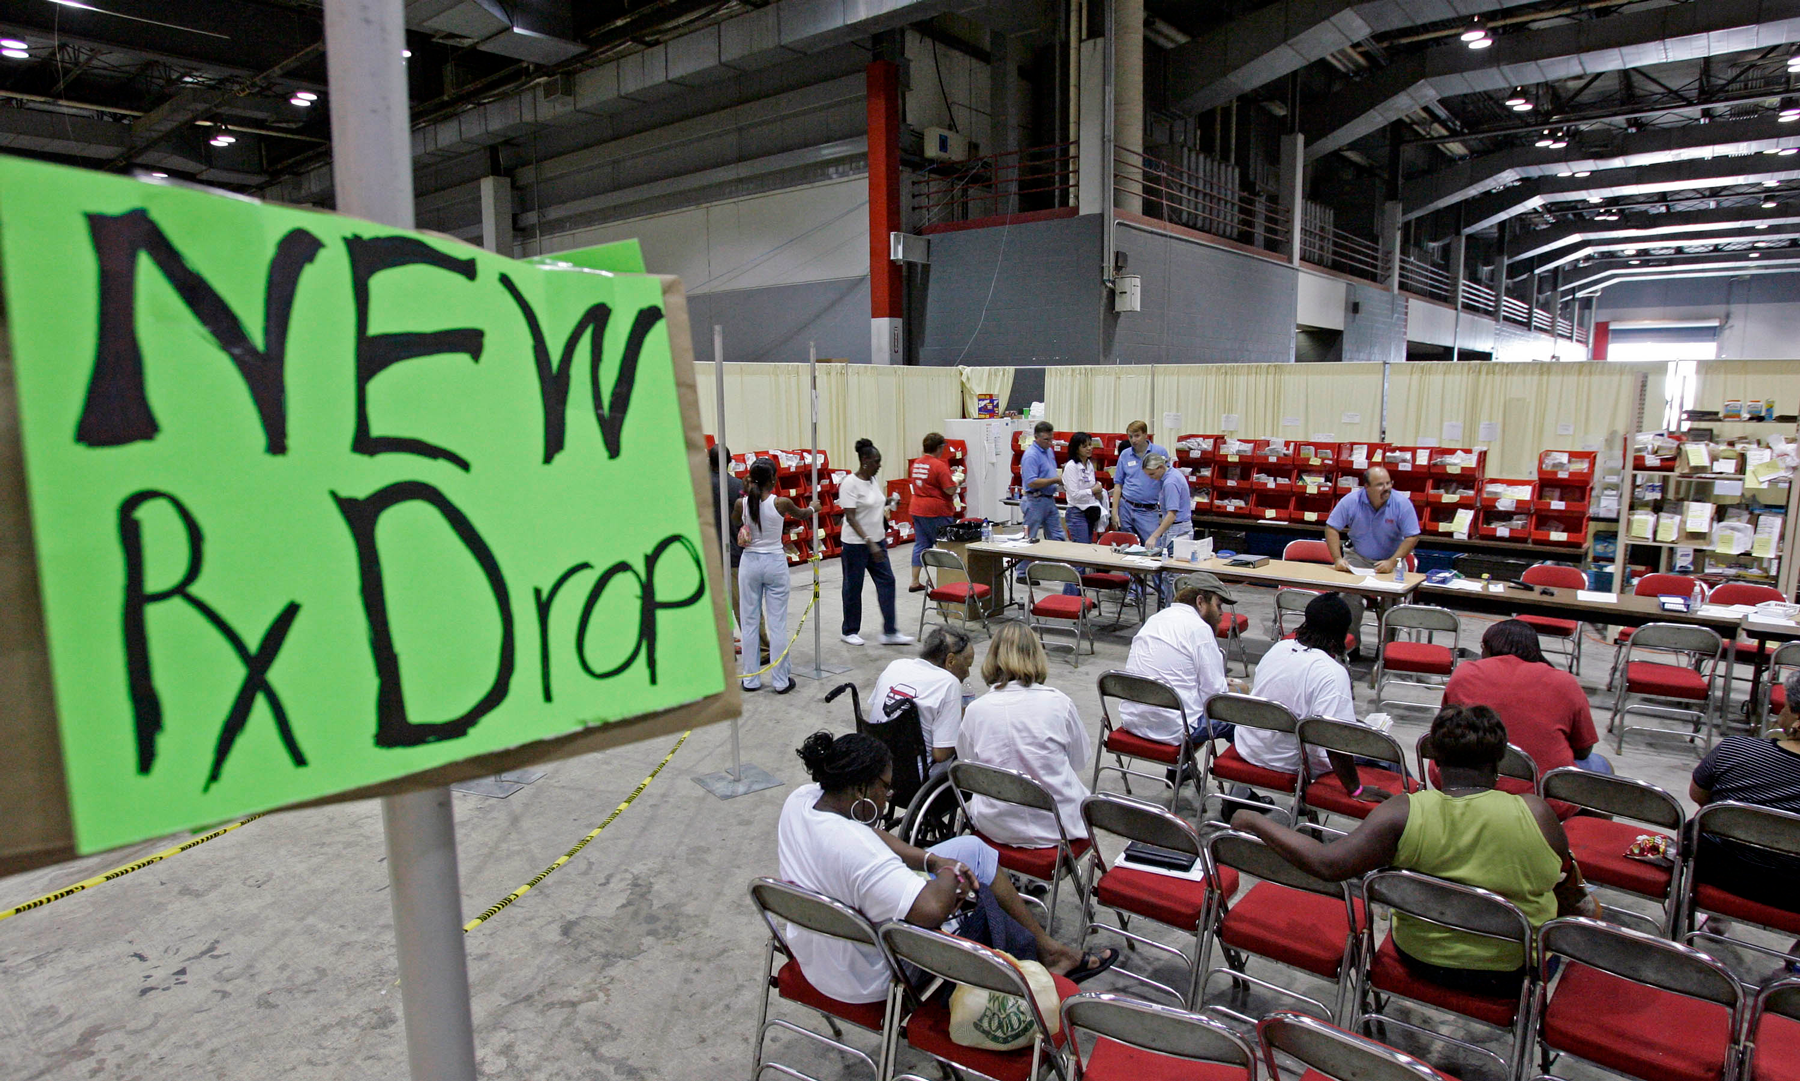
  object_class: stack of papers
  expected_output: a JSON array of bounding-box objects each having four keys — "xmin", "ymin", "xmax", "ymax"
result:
[
  {"xmin": 1357, "ymin": 577, "xmax": 1409, "ymax": 591},
  {"xmin": 1575, "ymin": 590, "xmax": 1618, "ymax": 603}
]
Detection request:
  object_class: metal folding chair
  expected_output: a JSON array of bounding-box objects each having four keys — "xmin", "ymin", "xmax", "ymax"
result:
[
  {"xmin": 1299, "ymin": 717, "xmax": 1419, "ymax": 826},
  {"xmin": 1760, "ymin": 640, "xmax": 1800, "ymax": 737},
  {"xmin": 1091, "ymin": 670, "xmax": 1204, "ymax": 806},
  {"xmin": 1519, "ymin": 562, "xmax": 1590, "ymax": 675},
  {"xmin": 1541, "ymin": 767, "xmax": 1687, "ymax": 935},
  {"xmin": 1680, "ymin": 801, "xmax": 1800, "ymax": 968},
  {"xmin": 1197, "ymin": 830, "xmax": 1364, "ymax": 1025},
  {"xmin": 1274, "ymin": 587, "xmax": 1360, "ymax": 654},
  {"xmin": 1604, "ymin": 573, "xmax": 1706, "ymax": 691},
  {"xmin": 878, "ymin": 922, "xmax": 1072, "ymax": 1081},
  {"xmin": 1608, "ymin": 622, "xmax": 1724, "ymax": 755},
  {"xmin": 1532, "ymin": 916, "xmax": 1744, "ymax": 1081},
  {"xmin": 1084, "ymin": 530, "xmax": 1146, "ymax": 625},
  {"xmin": 1372, "ymin": 604, "xmax": 1460, "ymax": 712},
  {"xmin": 1743, "ymin": 976, "xmax": 1800, "ymax": 1081},
  {"xmin": 1355, "ymin": 869, "xmax": 1537, "ymax": 1081},
  {"xmin": 1258, "ymin": 1010, "xmax": 1454, "ymax": 1081},
  {"xmin": 1061, "ymin": 992, "xmax": 1258, "ymax": 1080},
  {"xmin": 919, "ymin": 548, "xmax": 991, "ymax": 639},
  {"xmin": 749, "ymin": 878, "xmax": 901, "ymax": 1081},
  {"xmin": 1200, "ymin": 692, "xmax": 1309, "ymax": 823},
  {"xmin": 946, "ymin": 761, "xmax": 1091, "ymax": 934},
  {"xmin": 1026, "ymin": 562, "xmax": 1096, "ymax": 666}
]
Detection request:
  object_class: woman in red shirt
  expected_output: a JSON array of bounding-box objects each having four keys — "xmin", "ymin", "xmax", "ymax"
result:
[
  {"xmin": 908, "ymin": 432, "xmax": 959, "ymax": 591},
  {"xmin": 1441, "ymin": 619, "xmax": 1610, "ymax": 775}
]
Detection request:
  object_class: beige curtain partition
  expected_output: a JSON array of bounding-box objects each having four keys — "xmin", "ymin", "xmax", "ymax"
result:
[
  {"xmin": 1691, "ymin": 360, "xmax": 1800, "ymax": 417},
  {"xmin": 693, "ymin": 362, "xmax": 963, "ymax": 470},
  {"xmin": 1153, "ymin": 363, "xmax": 1387, "ymax": 444},
  {"xmin": 958, "ymin": 366, "xmax": 1016, "ymax": 418},
  {"xmin": 1041, "ymin": 366, "xmax": 1157, "ymax": 433}
]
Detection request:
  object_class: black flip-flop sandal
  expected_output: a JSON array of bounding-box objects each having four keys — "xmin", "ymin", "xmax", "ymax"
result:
[{"xmin": 1064, "ymin": 947, "xmax": 1121, "ymax": 984}]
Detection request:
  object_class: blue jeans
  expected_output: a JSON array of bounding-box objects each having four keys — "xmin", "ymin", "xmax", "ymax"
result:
[
  {"xmin": 1066, "ymin": 505, "xmax": 1101, "ymax": 543},
  {"xmin": 738, "ymin": 550, "xmax": 790, "ymax": 690},
  {"xmin": 1022, "ymin": 493, "xmax": 1066, "ymax": 541},
  {"xmin": 912, "ymin": 514, "xmax": 954, "ymax": 567},
  {"xmin": 1572, "ymin": 752, "xmax": 1614, "ymax": 774},
  {"xmin": 1118, "ymin": 502, "xmax": 1161, "ymax": 547},
  {"xmin": 842, "ymin": 541, "xmax": 898, "ymax": 636}
]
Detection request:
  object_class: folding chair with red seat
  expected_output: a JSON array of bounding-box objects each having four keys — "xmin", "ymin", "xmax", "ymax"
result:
[
  {"xmin": 1275, "ymin": 588, "xmax": 1361, "ymax": 654},
  {"xmin": 1373, "ymin": 605, "xmax": 1460, "ymax": 713},
  {"xmin": 1060, "ymin": 992, "xmax": 1258, "ymax": 1081},
  {"xmin": 1607, "ymin": 622, "xmax": 1724, "ymax": 755},
  {"xmin": 1282, "ymin": 539, "xmax": 1334, "ymax": 565},
  {"xmin": 1027, "ymin": 562, "xmax": 1097, "ymax": 666},
  {"xmin": 919, "ymin": 548, "xmax": 991, "ymax": 639},
  {"xmin": 1540, "ymin": 767, "xmax": 1687, "ymax": 935},
  {"xmin": 1519, "ymin": 563, "xmax": 1590, "ymax": 675},
  {"xmin": 1258, "ymin": 1010, "xmax": 1458, "ymax": 1081},
  {"xmin": 1416, "ymin": 735, "xmax": 1579, "ymax": 821},
  {"xmin": 749, "ymin": 878, "xmax": 901, "ymax": 1081},
  {"xmin": 1086, "ymin": 530, "xmax": 1148, "ymax": 624},
  {"xmin": 1531, "ymin": 916, "xmax": 1744, "ymax": 1081},
  {"xmin": 1197, "ymin": 830, "xmax": 1365, "ymax": 1024},
  {"xmin": 947, "ymin": 761, "xmax": 1091, "ymax": 934},
  {"xmin": 1744, "ymin": 977, "xmax": 1800, "ymax": 1081},
  {"xmin": 1216, "ymin": 601, "xmax": 1251, "ymax": 678},
  {"xmin": 878, "ymin": 922, "xmax": 1076, "ymax": 1081},
  {"xmin": 1679, "ymin": 801, "xmax": 1800, "ymax": 970},
  {"xmin": 1300, "ymin": 718, "xmax": 1420, "ymax": 826},
  {"xmin": 1201, "ymin": 693, "xmax": 1310, "ymax": 823},
  {"xmin": 1354, "ymin": 869, "xmax": 1538, "ymax": 1081},
  {"xmin": 1762, "ymin": 641, "xmax": 1800, "ymax": 736},
  {"xmin": 1604, "ymin": 573, "xmax": 1705, "ymax": 690},
  {"xmin": 1091, "ymin": 671, "xmax": 1205, "ymax": 807},
  {"xmin": 1078, "ymin": 792, "xmax": 1242, "ymax": 1007},
  {"xmin": 1710, "ymin": 582, "xmax": 1786, "ymax": 691}
]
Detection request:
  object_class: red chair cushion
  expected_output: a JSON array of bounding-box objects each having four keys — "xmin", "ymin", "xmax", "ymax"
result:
[
  {"xmin": 1216, "ymin": 613, "xmax": 1249, "ymax": 638},
  {"xmin": 929, "ymin": 582, "xmax": 992, "ymax": 602},
  {"xmin": 1210, "ymin": 745, "xmax": 1300, "ymax": 794},
  {"xmin": 1304, "ymin": 768, "xmax": 1419, "ymax": 819},
  {"xmin": 1104, "ymin": 727, "xmax": 1183, "ymax": 764},
  {"xmin": 776, "ymin": 959, "xmax": 888, "ymax": 1031},
  {"xmin": 1753, "ymin": 1011, "xmax": 1800, "ymax": 1081},
  {"xmin": 1367, "ymin": 933, "xmax": 1520, "ymax": 1027},
  {"xmin": 1562, "ymin": 817, "xmax": 1675, "ymax": 899},
  {"xmin": 1693, "ymin": 882, "xmax": 1800, "ymax": 936},
  {"xmin": 1382, "ymin": 640, "xmax": 1455, "ymax": 675},
  {"xmin": 975, "ymin": 833, "xmax": 1093, "ymax": 882},
  {"xmin": 1032, "ymin": 594, "xmax": 1095, "ymax": 618},
  {"xmin": 1218, "ymin": 882, "xmax": 1365, "ymax": 980},
  {"xmin": 1624, "ymin": 661, "xmax": 1709, "ymax": 700},
  {"xmin": 1774, "ymin": 682, "xmax": 1788, "ymax": 711},
  {"xmin": 1615, "ymin": 626, "xmax": 1636, "ymax": 643},
  {"xmin": 904, "ymin": 972, "xmax": 1078, "ymax": 1081},
  {"xmin": 1082, "ymin": 572, "xmax": 1132, "ymax": 590},
  {"xmin": 1282, "ymin": 630, "xmax": 1360, "ymax": 651},
  {"xmin": 1095, "ymin": 865, "xmax": 1240, "ymax": 931},
  {"xmin": 1542, "ymin": 962, "xmax": 1735, "ymax": 1081},
  {"xmin": 1518, "ymin": 613, "xmax": 1580, "ymax": 638},
  {"xmin": 1082, "ymin": 1037, "xmax": 1251, "ymax": 1081}
]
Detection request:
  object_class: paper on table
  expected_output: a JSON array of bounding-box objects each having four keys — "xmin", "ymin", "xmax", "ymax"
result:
[
  {"xmin": 1357, "ymin": 577, "xmax": 1409, "ymax": 591},
  {"xmin": 1698, "ymin": 604, "xmax": 1759, "ymax": 617},
  {"xmin": 1441, "ymin": 579, "xmax": 1486, "ymax": 591},
  {"xmin": 1576, "ymin": 591, "xmax": 1619, "ymax": 603},
  {"xmin": 1488, "ymin": 583, "xmax": 1506, "ymax": 593}
]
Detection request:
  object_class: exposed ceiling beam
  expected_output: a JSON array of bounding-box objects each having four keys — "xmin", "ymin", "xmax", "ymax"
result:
[
  {"xmin": 1509, "ymin": 201, "xmax": 1800, "ymax": 259},
  {"xmin": 1406, "ymin": 82, "xmax": 1800, "ymax": 146},
  {"xmin": 1307, "ymin": 0, "xmax": 1800, "ymax": 160},
  {"xmin": 1456, "ymin": 154, "xmax": 1800, "ymax": 231},
  {"xmin": 1566, "ymin": 247, "xmax": 1800, "ymax": 291},
  {"xmin": 1542, "ymin": 224, "xmax": 1800, "ymax": 270}
]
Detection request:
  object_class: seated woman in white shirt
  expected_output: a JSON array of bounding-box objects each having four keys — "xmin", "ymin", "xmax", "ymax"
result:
[
  {"xmin": 956, "ymin": 620, "xmax": 1094, "ymax": 848},
  {"xmin": 777, "ymin": 730, "xmax": 1115, "ymax": 1004}
]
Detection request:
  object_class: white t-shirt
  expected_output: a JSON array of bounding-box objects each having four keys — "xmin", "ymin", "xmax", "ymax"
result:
[
  {"xmin": 956, "ymin": 683, "xmax": 1091, "ymax": 846},
  {"xmin": 1116, "ymin": 604, "xmax": 1229, "ymax": 743},
  {"xmin": 1233, "ymin": 639, "xmax": 1357, "ymax": 776},
  {"xmin": 872, "ymin": 657, "xmax": 966, "ymax": 749},
  {"xmin": 839, "ymin": 474, "xmax": 886, "ymax": 542},
  {"xmin": 776, "ymin": 783, "xmax": 926, "ymax": 1003},
  {"xmin": 1062, "ymin": 460, "xmax": 1101, "ymax": 510}
]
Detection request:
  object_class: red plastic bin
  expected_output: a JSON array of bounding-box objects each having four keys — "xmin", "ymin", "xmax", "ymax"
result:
[{"xmin": 1537, "ymin": 450, "xmax": 1597, "ymax": 481}]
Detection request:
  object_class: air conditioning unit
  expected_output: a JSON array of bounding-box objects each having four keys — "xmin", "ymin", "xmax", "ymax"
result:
[{"xmin": 924, "ymin": 127, "xmax": 969, "ymax": 162}]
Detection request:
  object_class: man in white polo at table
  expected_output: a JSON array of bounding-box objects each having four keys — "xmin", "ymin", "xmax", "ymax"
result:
[
  {"xmin": 1111, "ymin": 420, "xmax": 1168, "ymax": 543},
  {"xmin": 1324, "ymin": 465, "xmax": 1420, "ymax": 575}
]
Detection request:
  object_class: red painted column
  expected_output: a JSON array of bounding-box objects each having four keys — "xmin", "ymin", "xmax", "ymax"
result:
[
  {"xmin": 867, "ymin": 59, "xmax": 903, "ymax": 364},
  {"xmin": 1591, "ymin": 320, "xmax": 1610, "ymax": 360}
]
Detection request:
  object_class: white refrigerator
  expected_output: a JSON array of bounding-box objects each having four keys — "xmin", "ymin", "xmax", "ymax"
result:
[{"xmin": 942, "ymin": 417, "xmax": 1029, "ymax": 525}]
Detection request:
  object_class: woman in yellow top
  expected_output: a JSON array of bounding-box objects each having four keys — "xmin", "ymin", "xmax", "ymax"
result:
[{"xmin": 1230, "ymin": 703, "xmax": 1591, "ymax": 996}]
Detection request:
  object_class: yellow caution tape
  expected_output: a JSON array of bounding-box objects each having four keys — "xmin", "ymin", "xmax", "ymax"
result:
[
  {"xmin": 463, "ymin": 729, "xmax": 691, "ymax": 932},
  {"xmin": 738, "ymin": 551, "xmax": 823, "ymax": 679},
  {"xmin": 0, "ymin": 814, "xmax": 264, "ymax": 923}
]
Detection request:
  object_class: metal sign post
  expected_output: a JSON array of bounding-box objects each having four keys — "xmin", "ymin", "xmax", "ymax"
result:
[
  {"xmin": 320, "ymin": 2, "xmax": 477, "ymax": 1079},
  {"xmin": 796, "ymin": 341, "xmax": 851, "ymax": 681},
  {"xmin": 695, "ymin": 327, "xmax": 781, "ymax": 799}
]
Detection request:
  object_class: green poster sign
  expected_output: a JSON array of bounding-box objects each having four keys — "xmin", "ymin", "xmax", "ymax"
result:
[{"xmin": 0, "ymin": 158, "xmax": 725, "ymax": 853}]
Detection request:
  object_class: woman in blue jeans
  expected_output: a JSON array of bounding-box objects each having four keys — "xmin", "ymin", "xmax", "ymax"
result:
[
  {"xmin": 733, "ymin": 458, "xmax": 805, "ymax": 693},
  {"xmin": 838, "ymin": 439, "xmax": 914, "ymax": 646}
]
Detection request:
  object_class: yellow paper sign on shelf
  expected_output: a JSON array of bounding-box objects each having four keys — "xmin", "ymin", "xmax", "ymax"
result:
[
  {"xmin": 1753, "ymin": 532, "xmax": 1778, "ymax": 559},
  {"xmin": 1450, "ymin": 508, "xmax": 1474, "ymax": 535},
  {"xmin": 1683, "ymin": 443, "xmax": 1711, "ymax": 468}
]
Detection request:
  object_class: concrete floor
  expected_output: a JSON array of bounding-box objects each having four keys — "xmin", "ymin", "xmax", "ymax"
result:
[{"xmin": 0, "ymin": 557, "xmax": 1781, "ymax": 1080}]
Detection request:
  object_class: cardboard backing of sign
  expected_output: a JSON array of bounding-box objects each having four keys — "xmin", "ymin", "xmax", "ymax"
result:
[{"xmin": 0, "ymin": 275, "xmax": 739, "ymax": 879}]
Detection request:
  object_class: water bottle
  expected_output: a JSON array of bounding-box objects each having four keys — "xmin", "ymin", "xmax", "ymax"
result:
[
  {"xmin": 1394, "ymin": 560, "xmax": 1407, "ymax": 584},
  {"xmin": 982, "ymin": 520, "xmax": 993, "ymax": 543},
  {"xmin": 1690, "ymin": 582, "xmax": 1703, "ymax": 612}
]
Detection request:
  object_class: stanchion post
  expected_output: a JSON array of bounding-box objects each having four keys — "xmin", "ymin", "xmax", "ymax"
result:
[
  {"xmin": 321, "ymin": 3, "xmax": 477, "ymax": 1078},
  {"xmin": 797, "ymin": 340, "xmax": 850, "ymax": 681}
]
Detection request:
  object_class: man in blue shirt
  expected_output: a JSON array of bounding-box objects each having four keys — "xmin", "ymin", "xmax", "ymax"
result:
[
  {"xmin": 1019, "ymin": 421, "xmax": 1066, "ymax": 543},
  {"xmin": 1111, "ymin": 420, "xmax": 1169, "ymax": 544},
  {"xmin": 1143, "ymin": 453, "xmax": 1193, "ymax": 603},
  {"xmin": 1325, "ymin": 466, "xmax": 1421, "ymax": 575}
]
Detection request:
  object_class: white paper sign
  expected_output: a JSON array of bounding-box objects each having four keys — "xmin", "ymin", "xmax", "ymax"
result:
[
  {"xmin": 1557, "ymin": 421, "xmax": 1575, "ymax": 436},
  {"xmin": 1342, "ymin": 412, "xmax": 1361, "ymax": 425},
  {"xmin": 1282, "ymin": 416, "xmax": 1301, "ymax": 427},
  {"xmin": 1163, "ymin": 412, "xmax": 1183, "ymax": 432},
  {"xmin": 1221, "ymin": 414, "xmax": 1240, "ymax": 431},
  {"xmin": 1478, "ymin": 421, "xmax": 1499, "ymax": 442},
  {"xmin": 1442, "ymin": 421, "xmax": 1464, "ymax": 443},
  {"xmin": 1312, "ymin": 432, "xmax": 1336, "ymax": 442}
]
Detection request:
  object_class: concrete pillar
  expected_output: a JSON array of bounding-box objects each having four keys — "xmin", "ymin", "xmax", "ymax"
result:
[
  {"xmin": 1114, "ymin": 0, "xmax": 1142, "ymax": 214},
  {"xmin": 989, "ymin": 31, "xmax": 1023, "ymax": 206},
  {"xmin": 1449, "ymin": 231, "xmax": 1466, "ymax": 361},
  {"xmin": 1077, "ymin": 35, "xmax": 1107, "ymax": 214},
  {"xmin": 1493, "ymin": 219, "xmax": 1510, "ymax": 322},
  {"xmin": 1278, "ymin": 132, "xmax": 1304, "ymax": 266},
  {"xmin": 478, "ymin": 175, "xmax": 513, "ymax": 257},
  {"xmin": 1379, "ymin": 200, "xmax": 1402, "ymax": 293},
  {"xmin": 867, "ymin": 60, "xmax": 904, "ymax": 365}
]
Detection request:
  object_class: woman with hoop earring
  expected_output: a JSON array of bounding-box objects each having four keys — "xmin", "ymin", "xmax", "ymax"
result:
[{"xmin": 773, "ymin": 731, "xmax": 1116, "ymax": 1005}]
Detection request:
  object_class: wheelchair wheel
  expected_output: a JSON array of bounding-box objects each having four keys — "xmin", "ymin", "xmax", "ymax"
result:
[{"xmin": 897, "ymin": 772, "xmax": 962, "ymax": 848}]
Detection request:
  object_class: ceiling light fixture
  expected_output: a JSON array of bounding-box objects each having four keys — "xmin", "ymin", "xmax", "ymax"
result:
[
  {"xmin": 1757, "ymin": 223, "xmax": 1771, "ymax": 229},
  {"xmin": 1751, "ymin": 252, "xmax": 1762, "ymax": 258},
  {"xmin": 1, "ymin": 48, "xmax": 27, "ymax": 59},
  {"xmin": 1505, "ymin": 87, "xmax": 1531, "ymax": 111},
  {"xmin": 293, "ymin": 90, "xmax": 317, "ymax": 102},
  {"xmin": 290, "ymin": 95, "xmax": 311, "ymax": 106},
  {"xmin": 0, "ymin": 38, "xmax": 25, "ymax": 49},
  {"xmin": 1783, "ymin": 108, "xmax": 1800, "ymax": 123},
  {"xmin": 1629, "ymin": 259, "xmax": 1641, "ymax": 264},
  {"xmin": 1766, "ymin": 179, "xmax": 1781, "ymax": 186},
  {"xmin": 150, "ymin": 171, "xmax": 167, "ymax": 178},
  {"xmin": 1789, "ymin": 50, "xmax": 1800, "ymax": 71},
  {"xmin": 1587, "ymin": 195, "xmax": 1603, "ymax": 204},
  {"xmin": 402, "ymin": 49, "xmax": 412, "ymax": 59},
  {"xmin": 1783, "ymin": 148, "xmax": 1800, "ymax": 156},
  {"xmin": 1536, "ymin": 131, "xmax": 1555, "ymax": 148},
  {"xmin": 1764, "ymin": 199, "xmax": 1780, "ymax": 208},
  {"xmin": 1461, "ymin": 17, "xmax": 1490, "ymax": 44},
  {"xmin": 1621, "ymin": 249, "xmax": 1637, "ymax": 256},
  {"xmin": 1575, "ymin": 171, "xmax": 1591, "ymax": 177}
]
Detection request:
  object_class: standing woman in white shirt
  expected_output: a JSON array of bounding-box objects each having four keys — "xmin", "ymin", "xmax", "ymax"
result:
[
  {"xmin": 732, "ymin": 458, "xmax": 805, "ymax": 693},
  {"xmin": 838, "ymin": 439, "xmax": 915, "ymax": 647},
  {"xmin": 957, "ymin": 621, "xmax": 1095, "ymax": 848},
  {"xmin": 1061, "ymin": 432, "xmax": 1106, "ymax": 543}
]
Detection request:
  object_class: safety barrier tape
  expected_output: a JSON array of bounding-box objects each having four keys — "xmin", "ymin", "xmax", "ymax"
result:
[
  {"xmin": 738, "ymin": 552, "xmax": 822, "ymax": 679},
  {"xmin": 462, "ymin": 729, "xmax": 691, "ymax": 933},
  {"xmin": 0, "ymin": 814, "xmax": 265, "ymax": 923}
]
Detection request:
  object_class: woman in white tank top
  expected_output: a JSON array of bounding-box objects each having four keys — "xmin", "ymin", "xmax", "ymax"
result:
[{"xmin": 732, "ymin": 458, "xmax": 805, "ymax": 692}]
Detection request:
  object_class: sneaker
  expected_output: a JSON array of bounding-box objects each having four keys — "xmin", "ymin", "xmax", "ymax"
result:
[
  {"xmin": 880, "ymin": 632, "xmax": 916, "ymax": 646},
  {"xmin": 841, "ymin": 633, "xmax": 865, "ymax": 646}
]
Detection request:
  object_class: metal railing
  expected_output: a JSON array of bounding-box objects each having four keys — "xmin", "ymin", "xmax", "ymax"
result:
[
  {"xmin": 1399, "ymin": 254, "xmax": 1453, "ymax": 302},
  {"xmin": 911, "ymin": 142, "xmax": 1077, "ymax": 228},
  {"xmin": 1300, "ymin": 222, "xmax": 1385, "ymax": 282},
  {"xmin": 1115, "ymin": 146, "xmax": 1289, "ymax": 254}
]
